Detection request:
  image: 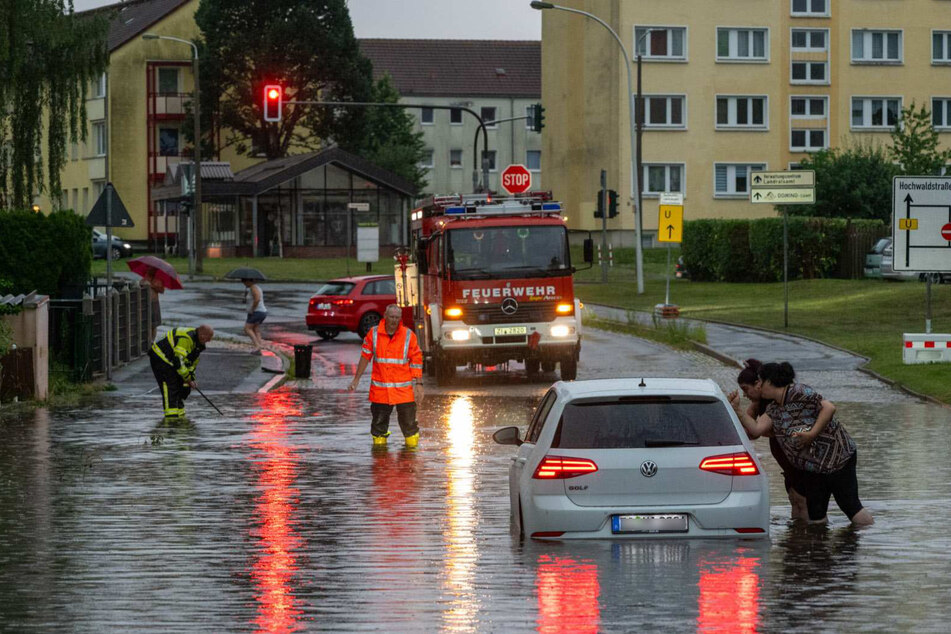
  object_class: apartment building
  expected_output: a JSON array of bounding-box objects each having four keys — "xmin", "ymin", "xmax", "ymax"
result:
[
  {"xmin": 540, "ymin": 0, "xmax": 951, "ymax": 242},
  {"xmin": 360, "ymin": 39, "xmax": 543, "ymax": 196}
]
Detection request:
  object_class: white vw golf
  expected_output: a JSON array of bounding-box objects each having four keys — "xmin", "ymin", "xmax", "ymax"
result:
[{"xmin": 493, "ymin": 378, "xmax": 770, "ymax": 540}]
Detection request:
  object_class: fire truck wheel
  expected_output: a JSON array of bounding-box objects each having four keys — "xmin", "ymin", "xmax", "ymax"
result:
[
  {"xmin": 541, "ymin": 361, "xmax": 556, "ymax": 373},
  {"xmin": 560, "ymin": 357, "xmax": 578, "ymax": 381},
  {"xmin": 435, "ymin": 353, "xmax": 456, "ymax": 386},
  {"xmin": 357, "ymin": 312, "xmax": 382, "ymax": 339},
  {"xmin": 525, "ymin": 359, "xmax": 540, "ymax": 379}
]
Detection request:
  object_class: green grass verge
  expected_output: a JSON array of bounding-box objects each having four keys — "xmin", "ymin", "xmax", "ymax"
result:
[
  {"xmin": 93, "ymin": 255, "xmax": 381, "ymax": 282},
  {"xmin": 584, "ymin": 313, "xmax": 706, "ymax": 350},
  {"xmin": 577, "ymin": 247, "xmax": 951, "ymax": 403}
]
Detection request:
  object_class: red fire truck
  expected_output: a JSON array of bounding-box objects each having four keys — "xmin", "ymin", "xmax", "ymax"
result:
[{"xmin": 395, "ymin": 192, "xmax": 592, "ymax": 385}]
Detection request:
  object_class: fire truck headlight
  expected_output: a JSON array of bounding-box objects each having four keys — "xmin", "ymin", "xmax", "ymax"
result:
[
  {"xmin": 550, "ymin": 325, "xmax": 572, "ymax": 338},
  {"xmin": 555, "ymin": 302, "xmax": 574, "ymax": 315},
  {"xmin": 444, "ymin": 306, "xmax": 463, "ymax": 318},
  {"xmin": 449, "ymin": 329, "xmax": 471, "ymax": 341}
]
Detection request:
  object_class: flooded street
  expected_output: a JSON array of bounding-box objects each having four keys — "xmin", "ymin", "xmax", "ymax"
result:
[{"xmin": 2, "ymin": 371, "xmax": 951, "ymax": 631}]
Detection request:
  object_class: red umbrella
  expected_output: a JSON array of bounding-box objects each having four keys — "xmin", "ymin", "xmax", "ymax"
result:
[{"xmin": 127, "ymin": 256, "xmax": 183, "ymax": 290}]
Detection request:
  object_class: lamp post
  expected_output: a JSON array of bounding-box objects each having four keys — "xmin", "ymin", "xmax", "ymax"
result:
[
  {"xmin": 142, "ymin": 33, "xmax": 203, "ymax": 275},
  {"xmin": 635, "ymin": 28, "xmax": 655, "ymax": 275},
  {"xmin": 530, "ymin": 1, "xmax": 644, "ymax": 294}
]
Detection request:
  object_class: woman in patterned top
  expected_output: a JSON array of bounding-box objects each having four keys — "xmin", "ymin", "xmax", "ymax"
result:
[{"xmin": 729, "ymin": 361, "xmax": 874, "ymax": 527}]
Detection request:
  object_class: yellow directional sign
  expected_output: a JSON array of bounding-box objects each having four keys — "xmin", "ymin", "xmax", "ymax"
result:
[
  {"xmin": 658, "ymin": 205, "xmax": 683, "ymax": 243},
  {"xmin": 898, "ymin": 218, "xmax": 919, "ymax": 230}
]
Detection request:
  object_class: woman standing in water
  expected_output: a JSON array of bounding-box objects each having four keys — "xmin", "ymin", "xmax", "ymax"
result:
[{"xmin": 729, "ymin": 361, "xmax": 874, "ymax": 526}]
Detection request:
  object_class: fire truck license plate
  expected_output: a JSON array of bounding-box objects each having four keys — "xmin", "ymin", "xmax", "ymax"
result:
[{"xmin": 495, "ymin": 326, "xmax": 527, "ymax": 336}]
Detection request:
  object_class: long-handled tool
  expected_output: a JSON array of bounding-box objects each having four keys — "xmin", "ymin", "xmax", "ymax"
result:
[{"xmin": 193, "ymin": 384, "xmax": 224, "ymax": 416}]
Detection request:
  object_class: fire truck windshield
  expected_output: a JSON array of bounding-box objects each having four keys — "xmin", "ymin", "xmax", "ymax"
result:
[{"xmin": 446, "ymin": 226, "xmax": 570, "ymax": 279}]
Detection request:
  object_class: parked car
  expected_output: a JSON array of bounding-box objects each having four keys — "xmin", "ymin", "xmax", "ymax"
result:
[
  {"xmin": 306, "ymin": 275, "xmax": 397, "ymax": 340},
  {"xmin": 867, "ymin": 237, "xmax": 950, "ymax": 283},
  {"xmin": 91, "ymin": 229, "xmax": 133, "ymax": 260},
  {"xmin": 881, "ymin": 241, "xmax": 921, "ymax": 281},
  {"xmin": 863, "ymin": 237, "xmax": 891, "ymax": 278},
  {"xmin": 493, "ymin": 378, "xmax": 770, "ymax": 541}
]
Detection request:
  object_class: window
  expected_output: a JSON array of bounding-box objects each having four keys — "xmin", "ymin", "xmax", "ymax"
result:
[
  {"xmin": 159, "ymin": 128, "xmax": 179, "ymax": 156},
  {"xmin": 450, "ymin": 108, "xmax": 463, "ymax": 125},
  {"xmin": 93, "ymin": 180, "xmax": 105, "ymax": 201},
  {"xmin": 716, "ymin": 96, "xmax": 767, "ymax": 128},
  {"xmin": 791, "ymin": 61, "xmax": 826, "ymax": 83},
  {"xmin": 450, "ymin": 149, "xmax": 463, "ymax": 168},
  {"xmin": 364, "ymin": 279, "xmax": 396, "ymax": 296},
  {"xmin": 420, "ymin": 107, "xmax": 434, "ymax": 124},
  {"xmin": 642, "ymin": 163, "xmax": 684, "ymax": 195},
  {"xmin": 716, "ymin": 28, "xmax": 768, "ymax": 61},
  {"xmin": 791, "ymin": 129, "xmax": 827, "ymax": 151},
  {"xmin": 526, "ymin": 150, "xmax": 541, "ymax": 171},
  {"xmin": 481, "ymin": 107, "xmax": 497, "ymax": 128},
  {"xmin": 851, "ymin": 97, "xmax": 900, "ymax": 129},
  {"xmin": 791, "ymin": 96, "xmax": 827, "ymax": 118},
  {"xmin": 791, "ymin": 29, "xmax": 827, "ymax": 51},
  {"xmin": 526, "ymin": 390, "xmax": 558, "ymax": 444},
  {"xmin": 852, "ymin": 30, "xmax": 901, "ymax": 63},
  {"xmin": 635, "ymin": 26, "xmax": 687, "ymax": 60},
  {"xmin": 791, "ymin": 0, "xmax": 827, "ymax": 17},
  {"xmin": 933, "ymin": 31, "xmax": 951, "ymax": 63},
  {"xmin": 933, "ymin": 98, "xmax": 951, "ymax": 128},
  {"xmin": 485, "ymin": 150, "xmax": 497, "ymax": 171},
  {"xmin": 714, "ymin": 163, "xmax": 765, "ymax": 197},
  {"xmin": 93, "ymin": 73, "xmax": 106, "ymax": 98},
  {"xmin": 92, "ymin": 121, "xmax": 107, "ymax": 156},
  {"xmin": 419, "ymin": 149, "xmax": 434, "ymax": 169},
  {"xmin": 157, "ymin": 68, "xmax": 179, "ymax": 95},
  {"xmin": 643, "ymin": 95, "xmax": 685, "ymax": 128}
]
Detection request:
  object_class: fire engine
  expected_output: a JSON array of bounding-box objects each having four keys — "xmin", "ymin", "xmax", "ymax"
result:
[{"xmin": 395, "ymin": 192, "xmax": 593, "ymax": 385}]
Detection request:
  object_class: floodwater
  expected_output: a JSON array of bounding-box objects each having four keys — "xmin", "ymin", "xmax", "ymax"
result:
[{"xmin": 1, "ymin": 387, "xmax": 950, "ymax": 632}]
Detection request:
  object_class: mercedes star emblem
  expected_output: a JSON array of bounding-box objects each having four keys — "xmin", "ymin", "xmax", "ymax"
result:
[{"xmin": 501, "ymin": 297, "xmax": 519, "ymax": 315}]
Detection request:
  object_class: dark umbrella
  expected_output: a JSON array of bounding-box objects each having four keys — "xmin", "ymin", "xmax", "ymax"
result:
[
  {"xmin": 224, "ymin": 267, "xmax": 266, "ymax": 281},
  {"xmin": 127, "ymin": 256, "xmax": 183, "ymax": 290}
]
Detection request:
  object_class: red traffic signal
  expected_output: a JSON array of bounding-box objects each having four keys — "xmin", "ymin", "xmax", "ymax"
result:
[{"xmin": 263, "ymin": 84, "xmax": 282, "ymax": 122}]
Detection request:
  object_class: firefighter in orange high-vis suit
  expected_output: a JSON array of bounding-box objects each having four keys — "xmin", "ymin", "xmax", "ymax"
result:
[{"xmin": 348, "ymin": 304, "xmax": 424, "ymax": 447}]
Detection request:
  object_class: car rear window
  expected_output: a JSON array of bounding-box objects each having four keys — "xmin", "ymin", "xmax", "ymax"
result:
[
  {"xmin": 315, "ymin": 282, "xmax": 355, "ymax": 296},
  {"xmin": 552, "ymin": 396, "xmax": 740, "ymax": 449}
]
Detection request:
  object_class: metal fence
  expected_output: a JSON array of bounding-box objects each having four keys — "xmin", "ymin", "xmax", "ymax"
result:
[{"xmin": 838, "ymin": 222, "xmax": 889, "ymax": 279}]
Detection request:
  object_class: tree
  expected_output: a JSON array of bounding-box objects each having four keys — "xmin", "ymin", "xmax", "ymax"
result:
[
  {"xmin": 890, "ymin": 102, "xmax": 951, "ymax": 176},
  {"xmin": 360, "ymin": 74, "xmax": 427, "ymax": 192},
  {"xmin": 195, "ymin": 0, "xmax": 374, "ymax": 160},
  {"xmin": 0, "ymin": 0, "xmax": 109, "ymax": 210},
  {"xmin": 779, "ymin": 142, "xmax": 900, "ymax": 223}
]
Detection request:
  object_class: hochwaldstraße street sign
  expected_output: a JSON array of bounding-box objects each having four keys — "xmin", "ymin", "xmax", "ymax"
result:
[{"xmin": 892, "ymin": 176, "xmax": 951, "ymax": 272}]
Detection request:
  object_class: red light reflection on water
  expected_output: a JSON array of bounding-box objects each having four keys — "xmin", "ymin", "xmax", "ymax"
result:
[
  {"xmin": 536, "ymin": 555, "xmax": 600, "ymax": 633},
  {"xmin": 696, "ymin": 555, "xmax": 761, "ymax": 633},
  {"xmin": 248, "ymin": 391, "xmax": 304, "ymax": 633}
]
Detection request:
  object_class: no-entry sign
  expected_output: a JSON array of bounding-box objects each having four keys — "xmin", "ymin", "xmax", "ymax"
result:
[
  {"xmin": 501, "ymin": 164, "xmax": 532, "ymax": 195},
  {"xmin": 943, "ymin": 223, "xmax": 951, "ymax": 241}
]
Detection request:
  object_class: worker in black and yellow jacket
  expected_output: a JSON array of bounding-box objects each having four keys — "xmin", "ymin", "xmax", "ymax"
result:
[{"xmin": 149, "ymin": 325, "xmax": 215, "ymax": 419}]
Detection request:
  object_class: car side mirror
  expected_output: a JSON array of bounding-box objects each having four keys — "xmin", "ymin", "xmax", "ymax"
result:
[
  {"xmin": 493, "ymin": 426, "xmax": 523, "ymax": 446},
  {"xmin": 583, "ymin": 238, "xmax": 594, "ymax": 264}
]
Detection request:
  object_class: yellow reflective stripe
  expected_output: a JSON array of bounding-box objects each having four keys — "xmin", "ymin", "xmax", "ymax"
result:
[
  {"xmin": 152, "ymin": 344, "xmax": 173, "ymax": 366},
  {"xmin": 162, "ymin": 382, "xmax": 170, "ymax": 410},
  {"xmin": 370, "ymin": 380, "xmax": 414, "ymax": 388}
]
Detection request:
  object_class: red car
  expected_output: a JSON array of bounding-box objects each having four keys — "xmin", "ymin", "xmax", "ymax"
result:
[{"xmin": 306, "ymin": 275, "xmax": 397, "ymax": 340}]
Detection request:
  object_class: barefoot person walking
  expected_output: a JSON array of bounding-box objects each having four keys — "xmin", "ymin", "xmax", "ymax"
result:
[{"xmin": 242, "ymin": 278, "xmax": 267, "ymax": 352}]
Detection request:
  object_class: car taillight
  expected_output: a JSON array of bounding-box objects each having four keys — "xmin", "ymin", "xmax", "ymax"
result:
[
  {"xmin": 332, "ymin": 299, "xmax": 354, "ymax": 306},
  {"xmin": 309, "ymin": 298, "xmax": 317, "ymax": 307},
  {"xmin": 699, "ymin": 452, "xmax": 759, "ymax": 476},
  {"xmin": 532, "ymin": 455, "xmax": 598, "ymax": 479}
]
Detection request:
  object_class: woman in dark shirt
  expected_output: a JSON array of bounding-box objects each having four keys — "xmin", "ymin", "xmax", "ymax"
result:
[{"xmin": 730, "ymin": 361, "xmax": 874, "ymax": 526}]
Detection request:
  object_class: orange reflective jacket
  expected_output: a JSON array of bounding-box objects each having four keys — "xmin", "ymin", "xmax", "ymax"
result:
[{"xmin": 361, "ymin": 323, "xmax": 423, "ymax": 404}]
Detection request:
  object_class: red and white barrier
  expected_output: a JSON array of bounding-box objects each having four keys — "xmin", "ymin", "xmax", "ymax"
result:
[{"xmin": 903, "ymin": 334, "xmax": 951, "ymax": 364}]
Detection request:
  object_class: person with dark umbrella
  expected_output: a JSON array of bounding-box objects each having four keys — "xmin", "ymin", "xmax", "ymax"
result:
[{"xmin": 149, "ymin": 324, "xmax": 214, "ymax": 420}]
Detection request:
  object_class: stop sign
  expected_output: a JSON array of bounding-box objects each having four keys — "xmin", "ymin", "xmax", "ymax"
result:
[
  {"xmin": 501, "ymin": 164, "xmax": 532, "ymax": 195},
  {"xmin": 943, "ymin": 223, "xmax": 951, "ymax": 241}
]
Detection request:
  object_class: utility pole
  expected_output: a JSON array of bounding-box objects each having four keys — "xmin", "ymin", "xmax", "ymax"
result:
[{"xmin": 600, "ymin": 169, "xmax": 608, "ymax": 283}]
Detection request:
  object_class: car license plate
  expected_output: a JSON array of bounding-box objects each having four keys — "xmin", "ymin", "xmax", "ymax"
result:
[
  {"xmin": 317, "ymin": 303, "xmax": 331, "ymax": 310},
  {"xmin": 494, "ymin": 326, "xmax": 527, "ymax": 336},
  {"xmin": 612, "ymin": 514, "xmax": 688, "ymax": 534}
]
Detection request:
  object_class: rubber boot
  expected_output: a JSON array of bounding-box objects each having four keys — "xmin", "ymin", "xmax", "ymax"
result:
[
  {"xmin": 372, "ymin": 435, "xmax": 389, "ymax": 446},
  {"xmin": 404, "ymin": 433, "xmax": 419, "ymax": 448}
]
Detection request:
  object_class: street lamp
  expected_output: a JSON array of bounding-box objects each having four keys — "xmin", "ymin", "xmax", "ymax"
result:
[
  {"xmin": 142, "ymin": 33, "xmax": 203, "ymax": 276},
  {"xmin": 530, "ymin": 1, "xmax": 644, "ymax": 294}
]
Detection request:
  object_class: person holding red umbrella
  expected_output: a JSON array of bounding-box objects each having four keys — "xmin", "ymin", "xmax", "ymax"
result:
[{"xmin": 127, "ymin": 256, "xmax": 183, "ymax": 341}]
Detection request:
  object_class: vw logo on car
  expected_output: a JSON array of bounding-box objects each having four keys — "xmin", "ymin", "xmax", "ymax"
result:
[
  {"xmin": 640, "ymin": 461, "xmax": 658, "ymax": 477},
  {"xmin": 500, "ymin": 297, "xmax": 519, "ymax": 315}
]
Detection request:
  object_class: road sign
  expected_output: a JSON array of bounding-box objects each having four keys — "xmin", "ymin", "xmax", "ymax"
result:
[
  {"xmin": 86, "ymin": 183, "xmax": 134, "ymax": 227},
  {"xmin": 750, "ymin": 188, "xmax": 815, "ymax": 204},
  {"xmin": 347, "ymin": 202, "xmax": 370, "ymax": 212},
  {"xmin": 658, "ymin": 205, "xmax": 683, "ymax": 243},
  {"xmin": 751, "ymin": 170, "xmax": 815, "ymax": 187},
  {"xmin": 500, "ymin": 164, "xmax": 532, "ymax": 195},
  {"xmin": 892, "ymin": 176, "xmax": 951, "ymax": 271},
  {"xmin": 659, "ymin": 192, "xmax": 683, "ymax": 206}
]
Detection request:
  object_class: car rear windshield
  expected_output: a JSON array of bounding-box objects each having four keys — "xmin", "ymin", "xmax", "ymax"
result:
[
  {"xmin": 552, "ymin": 396, "xmax": 741, "ymax": 449},
  {"xmin": 314, "ymin": 282, "xmax": 355, "ymax": 296}
]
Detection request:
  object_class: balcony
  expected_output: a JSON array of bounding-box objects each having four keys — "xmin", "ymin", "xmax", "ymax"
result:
[{"xmin": 147, "ymin": 92, "xmax": 192, "ymax": 119}]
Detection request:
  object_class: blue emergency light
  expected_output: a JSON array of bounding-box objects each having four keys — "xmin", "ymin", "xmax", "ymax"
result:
[
  {"xmin": 542, "ymin": 203, "xmax": 561, "ymax": 211},
  {"xmin": 445, "ymin": 206, "xmax": 466, "ymax": 215}
]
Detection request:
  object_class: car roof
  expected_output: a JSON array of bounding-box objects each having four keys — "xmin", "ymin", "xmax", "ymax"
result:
[
  {"xmin": 326, "ymin": 275, "xmax": 394, "ymax": 284},
  {"xmin": 553, "ymin": 377, "xmax": 724, "ymax": 399}
]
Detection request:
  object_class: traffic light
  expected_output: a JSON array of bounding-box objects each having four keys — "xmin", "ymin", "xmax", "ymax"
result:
[
  {"xmin": 263, "ymin": 84, "xmax": 282, "ymax": 122},
  {"xmin": 531, "ymin": 103, "xmax": 545, "ymax": 132},
  {"xmin": 595, "ymin": 191, "xmax": 604, "ymax": 218},
  {"xmin": 607, "ymin": 189, "xmax": 618, "ymax": 218}
]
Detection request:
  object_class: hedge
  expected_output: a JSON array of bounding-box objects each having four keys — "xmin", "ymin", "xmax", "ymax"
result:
[
  {"xmin": 0, "ymin": 210, "xmax": 92, "ymax": 296},
  {"xmin": 682, "ymin": 216, "xmax": 885, "ymax": 282}
]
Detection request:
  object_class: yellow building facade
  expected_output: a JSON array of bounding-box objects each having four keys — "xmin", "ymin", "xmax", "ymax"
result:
[{"xmin": 541, "ymin": 0, "xmax": 951, "ymax": 242}]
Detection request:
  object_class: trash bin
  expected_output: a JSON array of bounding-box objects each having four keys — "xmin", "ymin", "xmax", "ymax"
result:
[{"xmin": 293, "ymin": 344, "xmax": 313, "ymax": 378}]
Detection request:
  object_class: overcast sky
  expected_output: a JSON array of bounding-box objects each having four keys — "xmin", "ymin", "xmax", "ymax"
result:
[{"xmin": 71, "ymin": 0, "xmax": 542, "ymax": 40}]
